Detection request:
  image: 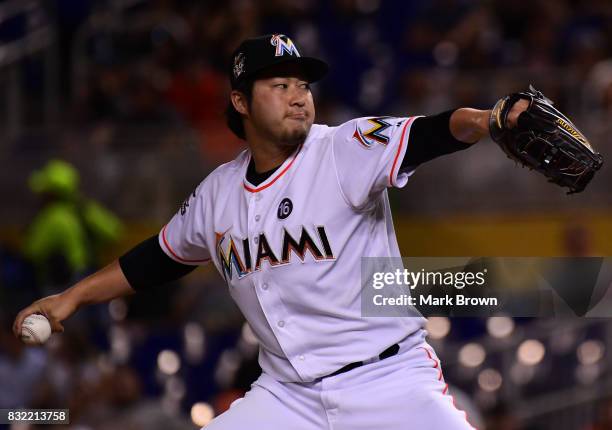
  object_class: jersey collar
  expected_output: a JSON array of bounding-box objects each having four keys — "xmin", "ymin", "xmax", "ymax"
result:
[{"xmin": 243, "ymin": 143, "xmax": 303, "ymax": 193}]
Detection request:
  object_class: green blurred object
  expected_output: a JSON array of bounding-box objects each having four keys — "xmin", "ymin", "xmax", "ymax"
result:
[
  {"xmin": 28, "ymin": 159, "xmax": 80, "ymax": 197},
  {"xmin": 24, "ymin": 160, "xmax": 124, "ymax": 286}
]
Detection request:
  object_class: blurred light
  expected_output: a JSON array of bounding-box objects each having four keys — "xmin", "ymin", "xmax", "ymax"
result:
[
  {"xmin": 162, "ymin": 396, "xmax": 180, "ymax": 416},
  {"xmin": 577, "ymin": 340, "xmax": 604, "ymax": 365},
  {"xmin": 550, "ymin": 329, "xmax": 576, "ymax": 354},
  {"xmin": 237, "ymin": 322, "xmax": 259, "ymax": 357},
  {"xmin": 46, "ymin": 334, "xmax": 62, "ymax": 352},
  {"xmin": 517, "ymin": 339, "xmax": 545, "ymax": 366},
  {"xmin": 241, "ymin": 322, "xmax": 259, "ymax": 346},
  {"xmin": 191, "ymin": 402, "xmax": 215, "ymax": 427},
  {"xmin": 108, "ymin": 298, "xmax": 128, "ymax": 321},
  {"xmin": 110, "ymin": 325, "xmax": 131, "ymax": 364},
  {"xmin": 433, "ymin": 41, "xmax": 458, "ymax": 67},
  {"xmin": 97, "ymin": 354, "xmax": 115, "ymax": 374},
  {"xmin": 165, "ymin": 376, "xmax": 186, "ymax": 400},
  {"xmin": 486, "ymin": 316, "xmax": 514, "ymax": 338},
  {"xmin": 356, "ymin": 0, "xmax": 380, "ymax": 14},
  {"xmin": 426, "ymin": 317, "xmax": 451, "ymax": 340},
  {"xmin": 474, "ymin": 389, "xmax": 497, "ymax": 410},
  {"xmin": 158, "ymin": 350, "xmax": 181, "ymax": 376},
  {"xmin": 575, "ymin": 363, "xmax": 601, "ymax": 385},
  {"xmin": 459, "ymin": 343, "xmax": 486, "ymax": 368},
  {"xmin": 510, "ymin": 363, "xmax": 535, "ymax": 385},
  {"xmin": 478, "ymin": 368, "xmax": 503, "ymax": 392},
  {"xmin": 184, "ymin": 322, "xmax": 206, "ymax": 365},
  {"xmin": 359, "ymin": 68, "xmax": 385, "ymax": 109},
  {"xmin": 82, "ymin": 362, "xmax": 101, "ymax": 386},
  {"xmin": 214, "ymin": 349, "xmax": 241, "ymax": 388}
]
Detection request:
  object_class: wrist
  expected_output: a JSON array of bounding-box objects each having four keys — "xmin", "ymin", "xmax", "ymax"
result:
[
  {"xmin": 478, "ymin": 109, "xmax": 492, "ymax": 139},
  {"xmin": 450, "ymin": 108, "xmax": 491, "ymax": 144},
  {"xmin": 62, "ymin": 283, "xmax": 86, "ymax": 309}
]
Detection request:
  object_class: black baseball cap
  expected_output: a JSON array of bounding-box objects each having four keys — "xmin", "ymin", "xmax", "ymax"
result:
[{"xmin": 230, "ymin": 34, "xmax": 328, "ymax": 89}]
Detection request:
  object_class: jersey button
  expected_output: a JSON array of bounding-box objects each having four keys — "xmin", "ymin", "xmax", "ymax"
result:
[
  {"xmin": 255, "ymin": 194, "xmax": 262, "ymax": 201},
  {"xmin": 254, "ymin": 237, "xmax": 259, "ymax": 244},
  {"xmin": 255, "ymin": 215, "xmax": 261, "ymax": 222},
  {"xmin": 277, "ymin": 320, "xmax": 285, "ymax": 328},
  {"xmin": 262, "ymin": 283, "xmax": 269, "ymax": 290},
  {"xmin": 299, "ymin": 355, "xmax": 305, "ymax": 361}
]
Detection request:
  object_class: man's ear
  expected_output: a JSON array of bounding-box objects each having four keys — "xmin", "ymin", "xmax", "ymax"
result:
[{"xmin": 231, "ymin": 90, "xmax": 249, "ymax": 116}]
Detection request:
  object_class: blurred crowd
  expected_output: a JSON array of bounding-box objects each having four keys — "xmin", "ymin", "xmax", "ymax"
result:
[
  {"xmin": 1, "ymin": 0, "xmax": 610, "ymax": 220},
  {"xmin": 4, "ymin": 0, "xmax": 612, "ymax": 158},
  {"xmin": 2, "ymin": 0, "xmax": 612, "ymax": 429},
  {"xmin": 67, "ymin": 0, "xmax": 612, "ymax": 119}
]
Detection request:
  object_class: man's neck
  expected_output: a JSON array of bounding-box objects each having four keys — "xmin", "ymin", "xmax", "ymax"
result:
[{"xmin": 248, "ymin": 135, "xmax": 297, "ymax": 173}]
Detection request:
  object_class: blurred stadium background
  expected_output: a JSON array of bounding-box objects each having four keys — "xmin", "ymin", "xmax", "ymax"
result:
[{"xmin": 1, "ymin": 0, "xmax": 612, "ymax": 429}]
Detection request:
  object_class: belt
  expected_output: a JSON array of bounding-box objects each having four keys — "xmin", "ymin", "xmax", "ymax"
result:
[{"xmin": 327, "ymin": 343, "xmax": 400, "ymax": 377}]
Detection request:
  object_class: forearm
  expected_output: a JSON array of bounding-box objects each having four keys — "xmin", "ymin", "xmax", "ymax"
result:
[
  {"xmin": 14, "ymin": 237, "xmax": 196, "ymax": 337},
  {"xmin": 63, "ymin": 260, "xmax": 135, "ymax": 308},
  {"xmin": 449, "ymin": 108, "xmax": 491, "ymax": 144}
]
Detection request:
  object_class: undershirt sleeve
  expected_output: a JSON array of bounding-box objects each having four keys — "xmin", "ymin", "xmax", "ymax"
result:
[
  {"xmin": 400, "ymin": 109, "xmax": 473, "ymax": 171},
  {"xmin": 119, "ymin": 235, "xmax": 197, "ymax": 291}
]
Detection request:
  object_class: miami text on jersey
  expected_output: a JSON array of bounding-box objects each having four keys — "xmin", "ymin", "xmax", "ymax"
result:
[{"xmin": 216, "ymin": 225, "xmax": 335, "ymax": 282}]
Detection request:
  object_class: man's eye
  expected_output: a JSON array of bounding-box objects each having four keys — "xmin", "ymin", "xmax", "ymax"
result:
[
  {"xmin": 300, "ymin": 83, "xmax": 311, "ymax": 90},
  {"xmin": 275, "ymin": 84, "xmax": 288, "ymax": 89}
]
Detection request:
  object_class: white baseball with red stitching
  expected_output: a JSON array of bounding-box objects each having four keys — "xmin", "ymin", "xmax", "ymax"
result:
[{"xmin": 20, "ymin": 314, "xmax": 52, "ymax": 345}]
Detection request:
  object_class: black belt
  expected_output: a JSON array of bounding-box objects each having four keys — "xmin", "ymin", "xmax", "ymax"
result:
[{"xmin": 327, "ymin": 343, "xmax": 400, "ymax": 377}]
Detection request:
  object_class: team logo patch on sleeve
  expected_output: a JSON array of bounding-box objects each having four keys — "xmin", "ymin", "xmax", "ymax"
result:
[{"xmin": 352, "ymin": 117, "xmax": 394, "ymax": 148}]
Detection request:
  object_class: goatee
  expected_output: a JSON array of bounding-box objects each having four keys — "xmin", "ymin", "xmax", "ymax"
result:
[{"xmin": 281, "ymin": 128, "xmax": 308, "ymax": 147}]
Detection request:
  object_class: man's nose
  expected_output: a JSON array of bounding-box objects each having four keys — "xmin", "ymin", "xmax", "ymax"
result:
[{"xmin": 289, "ymin": 88, "xmax": 306, "ymax": 106}]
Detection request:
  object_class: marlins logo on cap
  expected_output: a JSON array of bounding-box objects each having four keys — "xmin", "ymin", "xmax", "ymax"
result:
[
  {"xmin": 270, "ymin": 34, "xmax": 300, "ymax": 57},
  {"xmin": 229, "ymin": 34, "xmax": 328, "ymax": 89}
]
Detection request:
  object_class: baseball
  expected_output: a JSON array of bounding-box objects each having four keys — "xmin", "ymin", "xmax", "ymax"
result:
[{"xmin": 20, "ymin": 314, "xmax": 52, "ymax": 345}]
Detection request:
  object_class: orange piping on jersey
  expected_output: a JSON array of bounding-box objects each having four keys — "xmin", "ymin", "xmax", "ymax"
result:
[
  {"xmin": 419, "ymin": 346, "xmax": 478, "ymax": 430},
  {"xmin": 451, "ymin": 394, "xmax": 477, "ymax": 430},
  {"xmin": 419, "ymin": 346, "xmax": 443, "ymax": 381},
  {"xmin": 243, "ymin": 144, "xmax": 303, "ymax": 193},
  {"xmin": 389, "ymin": 116, "xmax": 416, "ymax": 187},
  {"xmin": 161, "ymin": 224, "xmax": 212, "ymax": 263}
]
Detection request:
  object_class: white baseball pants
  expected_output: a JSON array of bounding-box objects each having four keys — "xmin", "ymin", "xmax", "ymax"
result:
[{"xmin": 204, "ymin": 339, "xmax": 476, "ymax": 430}]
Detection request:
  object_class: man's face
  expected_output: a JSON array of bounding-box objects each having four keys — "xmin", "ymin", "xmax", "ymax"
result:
[{"xmin": 245, "ymin": 64, "xmax": 315, "ymax": 146}]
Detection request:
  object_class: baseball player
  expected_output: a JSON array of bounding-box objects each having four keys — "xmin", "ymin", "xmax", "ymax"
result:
[{"xmin": 14, "ymin": 34, "xmax": 533, "ymax": 429}]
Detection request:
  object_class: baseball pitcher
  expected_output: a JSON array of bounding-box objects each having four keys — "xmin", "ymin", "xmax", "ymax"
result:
[{"xmin": 13, "ymin": 34, "xmax": 601, "ymax": 429}]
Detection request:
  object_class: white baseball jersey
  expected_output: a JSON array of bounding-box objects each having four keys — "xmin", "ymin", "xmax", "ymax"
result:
[{"xmin": 159, "ymin": 116, "xmax": 427, "ymax": 383}]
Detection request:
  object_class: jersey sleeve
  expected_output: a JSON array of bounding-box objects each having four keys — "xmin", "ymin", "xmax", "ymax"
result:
[
  {"xmin": 331, "ymin": 116, "xmax": 421, "ymax": 209},
  {"xmin": 158, "ymin": 180, "xmax": 212, "ymax": 266}
]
